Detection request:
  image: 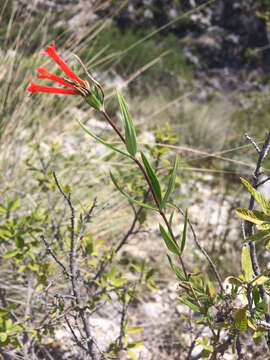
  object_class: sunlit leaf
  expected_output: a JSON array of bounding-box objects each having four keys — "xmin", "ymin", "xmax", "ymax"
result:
[
  {"xmin": 242, "ymin": 245, "xmax": 253, "ymax": 282},
  {"xmin": 240, "ymin": 178, "xmax": 270, "ymax": 215},
  {"xmin": 241, "ymin": 245, "xmax": 253, "ymax": 282},
  {"xmin": 235, "ymin": 208, "xmax": 269, "ymax": 226},
  {"xmin": 234, "ymin": 308, "xmax": 247, "ymax": 331}
]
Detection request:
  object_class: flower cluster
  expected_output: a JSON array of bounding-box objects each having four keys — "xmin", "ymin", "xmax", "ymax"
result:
[{"xmin": 27, "ymin": 41, "xmax": 91, "ymax": 97}]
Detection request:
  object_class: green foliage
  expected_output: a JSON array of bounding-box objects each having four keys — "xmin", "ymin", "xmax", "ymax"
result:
[{"xmin": 236, "ymin": 178, "xmax": 270, "ymax": 244}]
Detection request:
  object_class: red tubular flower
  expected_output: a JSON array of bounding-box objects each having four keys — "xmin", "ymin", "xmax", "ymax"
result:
[
  {"xmin": 28, "ymin": 78, "xmax": 78, "ymax": 95},
  {"xmin": 27, "ymin": 41, "xmax": 87, "ymax": 96}
]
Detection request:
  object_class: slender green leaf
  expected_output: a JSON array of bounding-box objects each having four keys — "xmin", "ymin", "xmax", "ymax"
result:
[
  {"xmin": 0, "ymin": 204, "xmax": 7, "ymax": 214},
  {"xmin": 127, "ymin": 350, "xmax": 138, "ymax": 360},
  {"xmin": 159, "ymin": 224, "xmax": 179, "ymax": 254},
  {"xmin": 127, "ymin": 340, "xmax": 144, "ymax": 349},
  {"xmin": 117, "ymin": 91, "xmax": 137, "ymax": 156},
  {"xmin": 180, "ymin": 209, "xmax": 188, "ymax": 254},
  {"xmin": 3, "ymin": 249, "xmax": 20, "ymax": 259},
  {"xmin": 110, "ymin": 172, "xmax": 157, "ymax": 211},
  {"xmin": 234, "ymin": 308, "xmax": 247, "ymax": 331},
  {"xmin": 7, "ymin": 198, "xmax": 20, "ymax": 212},
  {"xmin": 246, "ymin": 230, "xmax": 270, "ymax": 242},
  {"xmin": 241, "ymin": 245, "xmax": 253, "ymax": 282},
  {"xmin": 178, "ymin": 296, "xmax": 201, "ymax": 313},
  {"xmin": 251, "ymin": 274, "xmax": 269, "ymax": 286},
  {"xmin": 162, "ymin": 157, "xmax": 179, "ymax": 208},
  {"xmin": 141, "ymin": 152, "xmax": 162, "ymax": 204},
  {"xmin": 169, "ymin": 210, "xmax": 174, "ymax": 226},
  {"xmin": 76, "ymin": 118, "xmax": 131, "ymax": 158},
  {"xmin": 167, "ymin": 255, "xmax": 186, "ymax": 281},
  {"xmin": 235, "ymin": 208, "xmax": 269, "ymax": 226},
  {"xmin": 240, "ymin": 178, "xmax": 270, "ymax": 215},
  {"xmin": 126, "ymin": 326, "xmax": 144, "ymax": 334},
  {"xmin": 0, "ymin": 333, "xmax": 7, "ymax": 342}
]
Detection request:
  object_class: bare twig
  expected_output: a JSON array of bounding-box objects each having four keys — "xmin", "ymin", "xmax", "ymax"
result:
[
  {"xmin": 41, "ymin": 235, "xmax": 70, "ymax": 278},
  {"xmin": 53, "ymin": 172, "xmax": 99, "ymax": 359}
]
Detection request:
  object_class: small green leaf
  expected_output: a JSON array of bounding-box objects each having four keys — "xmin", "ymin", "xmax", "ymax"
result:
[
  {"xmin": 235, "ymin": 208, "xmax": 269, "ymax": 227},
  {"xmin": 127, "ymin": 350, "xmax": 138, "ymax": 360},
  {"xmin": 167, "ymin": 255, "xmax": 186, "ymax": 281},
  {"xmin": 178, "ymin": 297, "xmax": 201, "ymax": 313},
  {"xmin": 240, "ymin": 178, "xmax": 270, "ymax": 215},
  {"xmin": 169, "ymin": 210, "xmax": 174, "ymax": 226},
  {"xmin": 246, "ymin": 230, "xmax": 270, "ymax": 242},
  {"xmin": 141, "ymin": 152, "xmax": 162, "ymax": 204},
  {"xmin": 241, "ymin": 245, "xmax": 253, "ymax": 282},
  {"xmin": 251, "ymin": 275, "xmax": 269, "ymax": 286},
  {"xmin": 76, "ymin": 118, "xmax": 131, "ymax": 158},
  {"xmin": 234, "ymin": 308, "xmax": 247, "ymax": 331},
  {"xmin": 0, "ymin": 333, "xmax": 7, "ymax": 342},
  {"xmin": 180, "ymin": 209, "xmax": 188, "ymax": 254},
  {"xmin": 117, "ymin": 91, "xmax": 137, "ymax": 156},
  {"xmin": 127, "ymin": 340, "xmax": 144, "ymax": 349},
  {"xmin": 252, "ymin": 287, "xmax": 260, "ymax": 306},
  {"xmin": 0, "ymin": 204, "xmax": 7, "ymax": 214},
  {"xmin": 110, "ymin": 172, "xmax": 157, "ymax": 211},
  {"xmin": 3, "ymin": 249, "xmax": 20, "ymax": 259},
  {"xmin": 126, "ymin": 326, "xmax": 144, "ymax": 334},
  {"xmin": 7, "ymin": 198, "xmax": 20, "ymax": 212},
  {"xmin": 162, "ymin": 157, "xmax": 179, "ymax": 208},
  {"xmin": 159, "ymin": 224, "xmax": 179, "ymax": 254}
]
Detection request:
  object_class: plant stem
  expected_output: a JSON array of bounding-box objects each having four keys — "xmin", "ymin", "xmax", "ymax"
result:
[{"xmin": 101, "ymin": 110, "xmax": 126, "ymax": 144}]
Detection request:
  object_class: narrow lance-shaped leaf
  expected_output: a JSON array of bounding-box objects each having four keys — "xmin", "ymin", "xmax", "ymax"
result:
[
  {"xmin": 235, "ymin": 208, "xmax": 269, "ymax": 226},
  {"xmin": 117, "ymin": 91, "xmax": 137, "ymax": 156},
  {"xmin": 159, "ymin": 224, "xmax": 179, "ymax": 254},
  {"xmin": 180, "ymin": 209, "xmax": 188, "ymax": 254},
  {"xmin": 167, "ymin": 255, "xmax": 186, "ymax": 281},
  {"xmin": 110, "ymin": 172, "xmax": 158, "ymax": 211},
  {"xmin": 169, "ymin": 210, "xmax": 174, "ymax": 226},
  {"xmin": 241, "ymin": 244, "xmax": 253, "ymax": 282},
  {"xmin": 161, "ymin": 156, "xmax": 179, "ymax": 208},
  {"xmin": 141, "ymin": 152, "xmax": 162, "ymax": 204},
  {"xmin": 240, "ymin": 178, "xmax": 270, "ymax": 215},
  {"xmin": 178, "ymin": 296, "xmax": 201, "ymax": 313},
  {"xmin": 76, "ymin": 118, "xmax": 131, "ymax": 158}
]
